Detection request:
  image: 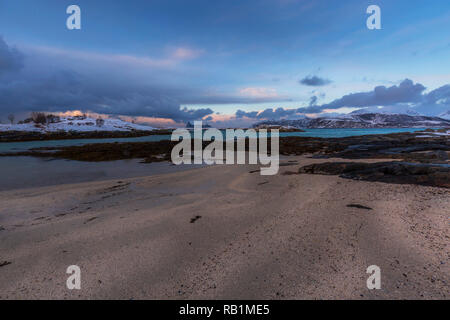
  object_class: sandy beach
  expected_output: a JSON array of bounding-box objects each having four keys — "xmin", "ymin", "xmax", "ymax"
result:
[{"xmin": 0, "ymin": 156, "xmax": 448, "ymax": 299}]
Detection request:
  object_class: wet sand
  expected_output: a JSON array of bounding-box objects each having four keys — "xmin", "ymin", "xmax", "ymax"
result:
[
  {"xmin": 0, "ymin": 156, "xmax": 448, "ymax": 299},
  {"xmin": 0, "ymin": 157, "xmax": 205, "ymax": 191}
]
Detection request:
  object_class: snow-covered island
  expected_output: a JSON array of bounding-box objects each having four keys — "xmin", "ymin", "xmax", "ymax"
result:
[
  {"xmin": 0, "ymin": 113, "xmax": 165, "ymax": 142},
  {"xmin": 0, "ymin": 114, "xmax": 155, "ymax": 133}
]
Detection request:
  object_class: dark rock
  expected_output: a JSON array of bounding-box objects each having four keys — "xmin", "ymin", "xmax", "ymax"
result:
[
  {"xmin": 84, "ymin": 217, "xmax": 98, "ymax": 224},
  {"xmin": 0, "ymin": 261, "xmax": 12, "ymax": 267},
  {"xmin": 347, "ymin": 204, "xmax": 373, "ymax": 210},
  {"xmin": 190, "ymin": 216, "xmax": 202, "ymax": 223},
  {"xmin": 299, "ymin": 162, "xmax": 450, "ymax": 188},
  {"xmin": 279, "ymin": 162, "xmax": 299, "ymax": 167}
]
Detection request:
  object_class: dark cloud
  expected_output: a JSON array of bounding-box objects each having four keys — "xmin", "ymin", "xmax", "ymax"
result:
[
  {"xmin": 257, "ymin": 107, "xmax": 298, "ymax": 119},
  {"xmin": 416, "ymin": 84, "xmax": 450, "ymax": 115},
  {"xmin": 308, "ymin": 95, "xmax": 318, "ymax": 106},
  {"xmin": 323, "ymin": 79, "xmax": 426, "ymax": 109},
  {"xmin": 0, "ymin": 38, "xmax": 276, "ymax": 122},
  {"xmin": 236, "ymin": 110, "xmax": 259, "ymax": 118},
  {"xmin": 179, "ymin": 106, "xmax": 214, "ymax": 120},
  {"xmin": 424, "ymin": 84, "xmax": 450, "ymax": 105},
  {"xmin": 235, "ymin": 79, "xmax": 450, "ymax": 121},
  {"xmin": 0, "ymin": 37, "xmax": 23, "ymax": 74},
  {"xmin": 295, "ymin": 105, "xmax": 325, "ymax": 114},
  {"xmin": 0, "ymin": 65, "xmax": 214, "ymax": 121},
  {"xmin": 236, "ymin": 107, "xmax": 298, "ymax": 120},
  {"xmin": 299, "ymin": 75, "xmax": 331, "ymax": 86},
  {"xmin": 295, "ymin": 79, "xmax": 427, "ymax": 114}
]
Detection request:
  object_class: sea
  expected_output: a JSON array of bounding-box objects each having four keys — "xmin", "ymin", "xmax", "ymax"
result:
[{"xmin": 0, "ymin": 128, "xmax": 427, "ymax": 153}]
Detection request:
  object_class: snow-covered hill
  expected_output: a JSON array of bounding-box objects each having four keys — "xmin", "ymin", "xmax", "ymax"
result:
[
  {"xmin": 0, "ymin": 116, "xmax": 155, "ymax": 132},
  {"xmin": 349, "ymin": 107, "xmax": 422, "ymax": 117},
  {"xmin": 255, "ymin": 113, "xmax": 450, "ymax": 129}
]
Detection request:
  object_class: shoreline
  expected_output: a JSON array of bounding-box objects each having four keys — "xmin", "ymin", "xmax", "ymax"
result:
[{"xmin": 0, "ymin": 129, "xmax": 173, "ymax": 143}]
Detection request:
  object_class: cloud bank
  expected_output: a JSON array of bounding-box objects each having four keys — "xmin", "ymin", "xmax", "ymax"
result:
[
  {"xmin": 0, "ymin": 37, "xmax": 282, "ymax": 122},
  {"xmin": 235, "ymin": 79, "xmax": 450, "ymax": 121}
]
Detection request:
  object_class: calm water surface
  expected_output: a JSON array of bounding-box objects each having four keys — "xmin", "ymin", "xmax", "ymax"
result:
[{"xmin": 0, "ymin": 128, "xmax": 427, "ymax": 153}]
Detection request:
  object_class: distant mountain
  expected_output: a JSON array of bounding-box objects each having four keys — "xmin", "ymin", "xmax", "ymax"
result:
[
  {"xmin": 439, "ymin": 110, "xmax": 450, "ymax": 120},
  {"xmin": 350, "ymin": 107, "xmax": 422, "ymax": 116},
  {"xmin": 254, "ymin": 113, "xmax": 450, "ymax": 129}
]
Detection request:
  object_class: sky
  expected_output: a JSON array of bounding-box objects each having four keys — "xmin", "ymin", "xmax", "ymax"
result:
[{"xmin": 0, "ymin": 0, "xmax": 449, "ymax": 127}]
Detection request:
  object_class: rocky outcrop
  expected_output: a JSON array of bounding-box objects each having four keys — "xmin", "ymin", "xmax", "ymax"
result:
[
  {"xmin": 299, "ymin": 162, "xmax": 450, "ymax": 188},
  {"xmin": 279, "ymin": 131, "xmax": 450, "ymax": 163}
]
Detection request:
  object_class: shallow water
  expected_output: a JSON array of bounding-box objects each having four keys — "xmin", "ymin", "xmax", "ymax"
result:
[
  {"xmin": 0, "ymin": 128, "xmax": 427, "ymax": 153},
  {"xmin": 0, "ymin": 157, "xmax": 205, "ymax": 191},
  {"xmin": 0, "ymin": 134, "xmax": 171, "ymax": 153}
]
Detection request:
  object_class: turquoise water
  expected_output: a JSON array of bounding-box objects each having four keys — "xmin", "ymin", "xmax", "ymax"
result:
[
  {"xmin": 0, "ymin": 134, "xmax": 170, "ymax": 153},
  {"xmin": 278, "ymin": 127, "xmax": 426, "ymax": 138},
  {"xmin": 0, "ymin": 128, "xmax": 427, "ymax": 153}
]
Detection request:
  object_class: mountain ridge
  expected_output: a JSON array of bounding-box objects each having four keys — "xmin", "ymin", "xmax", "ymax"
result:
[{"xmin": 254, "ymin": 112, "xmax": 450, "ymax": 129}]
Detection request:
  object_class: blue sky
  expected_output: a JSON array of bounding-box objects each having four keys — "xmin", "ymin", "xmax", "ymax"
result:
[{"xmin": 0, "ymin": 0, "xmax": 449, "ymax": 127}]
